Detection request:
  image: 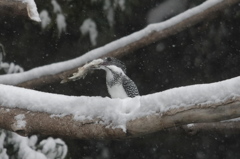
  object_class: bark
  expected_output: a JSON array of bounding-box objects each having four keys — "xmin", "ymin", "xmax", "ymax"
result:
[
  {"xmin": 16, "ymin": 0, "xmax": 240, "ymax": 89},
  {"xmin": 180, "ymin": 121, "xmax": 240, "ymax": 135},
  {"xmin": 0, "ymin": 0, "xmax": 40, "ymax": 22},
  {"xmin": 162, "ymin": 121, "xmax": 240, "ymax": 135},
  {"xmin": 1, "ymin": 97, "xmax": 240, "ymax": 139},
  {"xmin": 0, "ymin": 0, "xmax": 26, "ymax": 17}
]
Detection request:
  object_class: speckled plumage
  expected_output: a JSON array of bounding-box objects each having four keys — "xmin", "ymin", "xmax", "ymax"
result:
[
  {"xmin": 122, "ymin": 76, "xmax": 139, "ymax": 98},
  {"xmin": 61, "ymin": 57, "xmax": 139, "ymax": 98},
  {"xmin": 98, "ymin": 58, "xmax": 139, "ymax": 98}
]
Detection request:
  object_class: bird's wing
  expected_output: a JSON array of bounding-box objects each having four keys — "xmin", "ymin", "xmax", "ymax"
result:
[{"xmin": 122, "ymin": 76, "xmax": 139, "ymax": 98}]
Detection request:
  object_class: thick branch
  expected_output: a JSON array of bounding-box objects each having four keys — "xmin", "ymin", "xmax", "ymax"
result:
[
  {"xmin": 107, "ymin": 0, "xmax": 240, "ymax": 58},
  {"xmin": 0, "ymin": 0, "xmax": 40, "ymax": 22},
  {"xmin": 16, "ymin": 0, "xmax": 240, "ymax": 89},
  {"xmin": 0, "ymin": 0, "xmax": 26, "ymax": 17},
  {"xmin": 1, "ymin": 98, "xmax": 240, "ymax": 139},
  {"xmin": 161, "ymin": 121, "xmax": 240, "ymax": 135},
  {"xmin": 180, "ymin": 121, "xmax": 240, "ymax": 135}
]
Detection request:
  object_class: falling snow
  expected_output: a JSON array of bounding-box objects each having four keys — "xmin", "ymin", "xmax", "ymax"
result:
[
  {"xmin": 40, "ymin": 10, "xmax": 51, "ymax": 29},
  {"xmin": 80, "ymin": 18, "xmax": 98, "ymax": 46},
  {"xmin": 51, "ymin": 0, "xmax": 62, "ymax": 13},
  {"xmin": 0, "ymin": 0, "xmax": 224, "ymax": 85},
  {"xmin": 147, "ymin": 0, "xmax": 188, "ymax": 24},
  {"xmin": 56, "ymin": 14, "xmax": 66, "ymax": 36}
]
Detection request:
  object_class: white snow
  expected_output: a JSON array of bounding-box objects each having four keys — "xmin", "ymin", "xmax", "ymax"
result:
[
  {"xmin": 0, "ymin": 129, "xmax": 67, "ymax": 159},
  {"xmin": 0, "ymin": 132, "xmax": 8, "ymax": 159},
  {"xmin": 103, "ymin": 0, "xmax": 125, "ymax": 27},
  {"xmin": 80, "ymin": 18, "xmax": 98, "ymax": 46},
  {"xmin": 21, "ymin": 0, "xmax": 41, "ymax": 22},
  {"xmin": 0, "ymin": 62, "xmax": 24, "ymax": 74},
  {"xmin": 51, "ymin": 0, "xmax": 62, "ymax": 13},
  {"xmin": 147, "ymin": 0, "xmax": 188, "ymax": 24},
  {"xmin": 1, "ymin": 75, "xmax": 240, "ymax": 131},
  {"xmin": 50, "ymin": 0, "xmax": 66, "ymax": 36},
  {"xmin": 115, "ymin": 0, "xmax": 125, "ymax": 10},
  {"xmin": 9, "ymin": 134, "xmax": 47, "ymax": 159},
  {"xmin": 187, "ymin": 123, "xmax": 194, "ymax": 127},
  {"xmin": 14, "ymin": 114, "xmax": 26, "ymax": 129},
  {"xmin": 0, "ymin": 149, "xmax": 8, "ymax": 159},
  {"xmin": 40, "ymin": 10, "xmax": 51, "ymax": 29},
  {"xmin": 39, "ymin": 137, "xmax": 67, "ymax": 159},
  {"xmin": 0, "ymin": 0, "xmax": 223, "ymax": 85},
  {"xmin": 56, "ymin": 14, "xmax": 67, "ymax": 36},
  {"xmin": 104, "ymin": 0, "xmax": 115, "ymax": 27}
]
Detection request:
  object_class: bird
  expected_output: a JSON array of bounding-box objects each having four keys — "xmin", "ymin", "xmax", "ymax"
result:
[{"xmin": 94, "ymin": 57, "xmax": 139, "ymax": 99}]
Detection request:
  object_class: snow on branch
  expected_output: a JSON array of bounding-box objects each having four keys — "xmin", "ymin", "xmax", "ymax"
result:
[
  {"xmin": 0, "ymin": 0, "xmax": 239, "ymax": 89},
  {"xmin": 0, "ymin": 0, "xmax": 41, "ymax": 22},
  {"xmin": 1, "ymin": 76, "xmax": 240, "ymax": 139}
]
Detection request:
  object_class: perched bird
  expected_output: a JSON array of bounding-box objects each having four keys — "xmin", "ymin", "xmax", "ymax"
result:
[
  {"xmin": 94, "ymin": 57, "xmax": 139, "ymax": 99},
  {"xmin": 61, "ymin": 57, "xmax": 139, "ymax": 99}
]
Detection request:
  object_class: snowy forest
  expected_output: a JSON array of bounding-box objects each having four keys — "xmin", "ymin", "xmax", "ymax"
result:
[{"xmin": 1, "ymin": 0, "xmax": 240, "ymax": 158}]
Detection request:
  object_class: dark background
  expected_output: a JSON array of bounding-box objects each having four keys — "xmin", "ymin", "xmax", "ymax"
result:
[{"xmin": 1, "ymin": 0, "xmax": 240, "ymax": 158}]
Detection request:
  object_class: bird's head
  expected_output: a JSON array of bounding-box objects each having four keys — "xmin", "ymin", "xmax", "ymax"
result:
[{"xmin": 91, "ymin": 57, "xmax": 127, "ymax": 74}]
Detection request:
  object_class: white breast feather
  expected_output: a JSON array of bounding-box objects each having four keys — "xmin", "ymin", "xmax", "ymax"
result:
[
  {"xmin": 105, "ymin": 65, "xmax": 128, "ymax": 98},
  {"xmin": 107, "ymin": 84, "xmax": 128, "ymax": 99}
]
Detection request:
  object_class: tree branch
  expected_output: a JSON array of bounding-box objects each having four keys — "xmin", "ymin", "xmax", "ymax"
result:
[
  {"xmin": 165, "ymin": 121, "xmax": 240, "ymax": 135},
  {"xmin": 14, "ymin": 0, "xmax": 240, "ymax": 89},
  {"xmin": 106, "ymin": 0, "xmax": 240, "ymax": 58},
  {"xmin": 1, "ymin": 97, "xmax": 240, "ymax": 139},
  {"xmin": 2, "ymin": 75, "xmax": 240, "ymax": 139},
  {"xmin": 0, "ymin": 0, "xmax": 41, "ymax": 22}
]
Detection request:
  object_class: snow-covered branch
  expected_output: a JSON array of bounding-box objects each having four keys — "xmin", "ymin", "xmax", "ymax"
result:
[
  {"xmin": 0, "ymin": 0, "xmax": 41, "ymax": 22},
  {"xmin": 1, "ymin": 76, "xmax": 240, "ymax": 139},
  {"xmin": 0, "ymin": 0, "xmax": 239, "ymax": 89}
]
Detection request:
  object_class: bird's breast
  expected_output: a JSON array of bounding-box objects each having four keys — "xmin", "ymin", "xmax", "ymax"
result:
[{"xmin": 107, "ymin": 84, "xmax": 128, "ymax": 99}]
